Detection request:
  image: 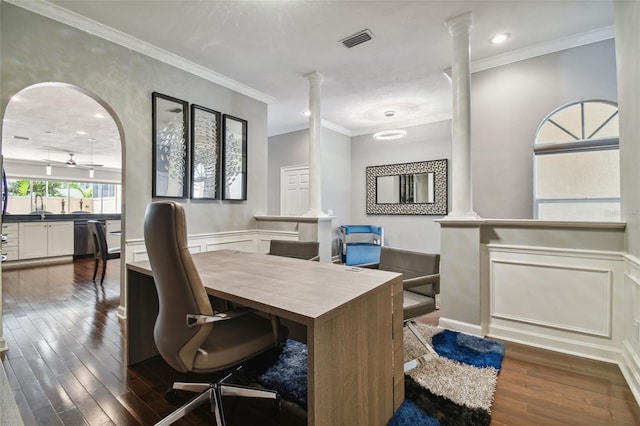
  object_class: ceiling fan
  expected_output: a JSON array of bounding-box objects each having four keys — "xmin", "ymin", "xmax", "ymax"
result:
[{"xmin": 43, "ymin": 153, "xmax": 104, "ymax": 168}]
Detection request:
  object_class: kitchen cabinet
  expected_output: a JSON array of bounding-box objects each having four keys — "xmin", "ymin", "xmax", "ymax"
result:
[
  {"xmin": 106, "ymin": 220, "xmax": 121, "ymax": 250},
  {"xmin": 48, "ymin": 222, "xmax": 74, "ymax": 257},
  {"xmin": 19, "ymin": 221, "xmax": 74, "ymax": 260},
  {"xmin": 2, "ymin": 223, "xmax": 19, "ymax": 261}
]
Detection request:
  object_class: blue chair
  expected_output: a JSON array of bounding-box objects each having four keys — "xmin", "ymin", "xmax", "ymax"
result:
[{"xmin": 339, "ymin": 225, "xmax": 383, "ymax": 266}]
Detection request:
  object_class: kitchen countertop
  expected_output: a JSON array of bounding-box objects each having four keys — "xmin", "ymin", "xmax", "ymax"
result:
[{"xmin": 2, "ymin": 213, "xmax": 121, "ymax": 222}]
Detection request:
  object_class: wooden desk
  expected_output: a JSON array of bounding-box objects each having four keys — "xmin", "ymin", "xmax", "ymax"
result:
[{"xmin": 126, "ymin": 250, "xmax": 403, "ymax": 426}]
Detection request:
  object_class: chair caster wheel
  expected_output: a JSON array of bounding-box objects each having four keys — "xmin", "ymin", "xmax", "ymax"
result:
[{"xmin": 165, "ymin": 388, "xmax": 178, "ymax": 403}]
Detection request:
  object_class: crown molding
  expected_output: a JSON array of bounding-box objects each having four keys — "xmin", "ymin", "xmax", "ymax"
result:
[
  {"xmin": 6, "ymin": 0, "xmax": 275, "ymax": 104},
  {"xmin": 269, "ymin": 119, "xmax": 352, "ymax": 138},
  {"xmin": 321, "ymin": 120, "xmax": 352, "ymax": 137},
  {"xmin": 270, "ymin": 113, "xmax": 452, "ymax": 138},
  {"xmin": 471, "ymin": 26, "xmax": 615, "ymax": 73}
]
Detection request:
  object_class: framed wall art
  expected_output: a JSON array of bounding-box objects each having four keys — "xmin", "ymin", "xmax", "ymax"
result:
[
  {"xmin": 222, "ymin": 114, "xmax": 247, "ymax": 201},
  {"xmin": 366, "ymin": 159, "xmax": 448, "ymax": 215},
  {"xmin": 152, "ymin": 92, "xmax": 189, "ymax": 198},
  {"xmin": 190, "ymin": 104, "xmax": 221, "ymax": 199}
]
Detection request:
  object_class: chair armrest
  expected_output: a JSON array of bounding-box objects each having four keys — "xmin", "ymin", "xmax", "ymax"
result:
[
  {"xmin": 186, "ymin": 307, "xmax": 255, "ymax": 327},
  {"xmin": 403, "ymin": 274, "xmax": 440, "ymax": 295}
]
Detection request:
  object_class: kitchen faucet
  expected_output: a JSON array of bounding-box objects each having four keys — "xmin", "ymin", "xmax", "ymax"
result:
[{"xmin": 34, "ymin": 194, "xmax": 45, "ymax": 220}]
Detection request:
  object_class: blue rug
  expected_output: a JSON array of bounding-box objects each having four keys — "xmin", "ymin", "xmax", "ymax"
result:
[
  {"xmin": 257, "ymin": 324, "xmax": 505, "ymax": 426},
  {"xmin": 257, "ymin": 339, "xmax": 308, "ymax": 409}
]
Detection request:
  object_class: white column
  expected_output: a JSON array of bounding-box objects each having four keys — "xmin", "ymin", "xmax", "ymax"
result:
[
  {"xmin": 304, "ymin": 71, "xmax": 327, "ymax": 217},
  {"xmin": 445, "ymin": 13, "xmax": 479, "ymax": 219}
]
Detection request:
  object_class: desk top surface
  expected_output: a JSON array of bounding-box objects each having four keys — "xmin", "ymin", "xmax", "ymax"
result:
[{"xmin": 128, "ymin": 250, "xmax": 401, "ymax": 325}]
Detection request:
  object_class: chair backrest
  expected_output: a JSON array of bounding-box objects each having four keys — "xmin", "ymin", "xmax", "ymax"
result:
[
  {"xmin": 379, "ymin": 246, "xmax": 440, "ymax": 293},
  {"xmin": 268, "ymin": 239, "xmax": 319, "ymax": 260},
  {"xmin": 143, "ymin": 201, "xmax": 214, "ymax": 373},
  {"xmin": 87, "ymin": 220, "xmax": 107, "ymax": 260}
]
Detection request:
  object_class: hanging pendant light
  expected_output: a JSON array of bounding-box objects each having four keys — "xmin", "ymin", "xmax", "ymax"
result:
[
  {"xmin": 89, "ymin": 138, "xmax": 95, "ymax": 178},
  {"xmin": 45, "ymin": 131, "xmax": 53, "ymax": 176}
]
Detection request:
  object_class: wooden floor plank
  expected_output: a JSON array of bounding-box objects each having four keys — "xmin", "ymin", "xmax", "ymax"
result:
[{"xmin": 1, "ymin": 258, "xmax": 639, "ymax": 425}]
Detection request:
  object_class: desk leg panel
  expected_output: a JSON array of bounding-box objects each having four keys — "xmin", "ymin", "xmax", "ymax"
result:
[
  {"xmin": 307, "ymin": 287, "xmax": 395, "ymax": 426},
  {"xmin": 126, "ymin": 269, "xmax": 159, "ymax": 365},
  {"xmin": 391, "ymin": 276, "xmax": 404, "ymax": 411}
]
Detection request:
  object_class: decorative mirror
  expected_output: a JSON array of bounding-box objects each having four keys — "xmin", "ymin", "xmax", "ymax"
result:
[
  {"xmin": 152, "ymin": 92, "xmax": 188, "ymax": 198},
  {"xmin": 366, "ymin": 159, "xmax": 448, "ymax": 215},
  {"xmin": 190, "ymin": 104, "xmax": 221, "ymax": 199},
  {"xmin": 222, "ymin": 114, "xmax": 248, "ymax": 200}
]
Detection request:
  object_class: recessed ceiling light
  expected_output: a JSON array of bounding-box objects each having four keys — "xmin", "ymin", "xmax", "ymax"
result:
[
  {"xmin": 373, "ymin": 130, "xmax": 407, "ymax": 140},
  {"xmin": 77, "ymin": 130, "xmax": 87, "ymax": 135},
  {"xmin": 303, "ymin": 111, "xmax": 311, "ymax": 116},
  {"xmin": 384, "ymin": 110, "xmax": 396, "ymax": 118},
  {"xmin": 490, "ymin": 33, "xmax": 510, "ymax": 45},
  {"xmin": 94, "ymin": 113, "xmax": 105, "ymax": 119}
]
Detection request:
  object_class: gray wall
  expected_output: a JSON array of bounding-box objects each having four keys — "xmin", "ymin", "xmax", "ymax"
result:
[
  {"xmin": 471, "ymin": 39, "xmax": 617, "ymax": 219},
  {"xmin": 267, "ymin": 129, "xmax": 310, "ymax": 215},
  {"xmin": 0, "ymin": 3, "xmax": 268, "ymax": 240},
  {"xmin": 320, "ymin": 127, "xmax": 351, "ymax": 252},
  {"xmin": 351, "ymin": 120, "xmax": 451, "ymax": 253},
  {"xmin": 267, "ymin": 126, "xmax": 351, "ymax": 255}
]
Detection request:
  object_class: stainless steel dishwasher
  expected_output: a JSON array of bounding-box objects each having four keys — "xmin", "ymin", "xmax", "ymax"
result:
[{"xmin": 74, "ymin": 219, "xmax": 100, "ymax": 258}]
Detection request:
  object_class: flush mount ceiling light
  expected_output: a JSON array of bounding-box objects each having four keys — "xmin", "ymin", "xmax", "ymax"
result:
[
  {"xmin": 490, "ymin": 33, "xmax": 510, "ymax": 44},
  {"xmin": 373, "ymin": 129, "xmax": 407, "ymax": 140}
]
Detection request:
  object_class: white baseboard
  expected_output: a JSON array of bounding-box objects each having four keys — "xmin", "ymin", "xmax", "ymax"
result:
[
  {"xmin": 489, "ymin": 322, "xmax": 622, "ymax": 364},
  {"xmin": 117, "ymin": 305, "xmax": 126, "ymax": 321},
  {"xmin": 0, "ymin": 337, "xmax": 7, "ymax": 353},
  {"xmin": 3, "ymin": 255, "xmax": 73, "ymax": 269},
  {"xmin": 621, "ymin": 340, "xmax": 640, "ymax": 405},
  {"xmin": 438, "ymin": 317, "xmax": 484, "ymax": 337}
]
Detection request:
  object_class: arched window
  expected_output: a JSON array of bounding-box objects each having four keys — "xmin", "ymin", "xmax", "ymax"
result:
[{"xmin": 534, "ymin": 100, "xmax": 620, "ymax": 221}]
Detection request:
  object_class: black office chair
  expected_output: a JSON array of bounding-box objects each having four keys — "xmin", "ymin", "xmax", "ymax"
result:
[
  {"xmin": 268, "ymin": 239, "xmax": 319, "ymax": 261},
  {"xmin": 87, "ymin": 220, "xmax": 120, "ymax": 284},
  {"xmin": 143, "ymin": 201, "xmax": 287, "ymax": 425}
]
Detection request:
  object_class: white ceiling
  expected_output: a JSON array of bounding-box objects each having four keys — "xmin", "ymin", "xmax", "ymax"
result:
[{"xmin": 2, "ymin": 0, "xmax": 615, "ymax": 170}]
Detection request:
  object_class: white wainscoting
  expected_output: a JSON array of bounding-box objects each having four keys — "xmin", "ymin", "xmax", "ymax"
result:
[
  {"xmin": 621, "ymin": 253, "xmax": 640, "ymax": 404},
  {"xmin": 124, "ymin": 229, "xmax": 298, "ymax": 264},
  {"xmin": 488, "ymin": 244, "xmax": 624, "ymax": 363}
]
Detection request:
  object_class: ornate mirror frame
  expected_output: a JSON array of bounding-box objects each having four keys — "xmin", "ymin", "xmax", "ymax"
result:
[{"xmin": 366, "ymin": 159, "xmax": 448, "ymax": 215}]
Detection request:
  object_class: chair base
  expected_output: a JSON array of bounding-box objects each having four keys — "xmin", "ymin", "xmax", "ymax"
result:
[
  {"xmin": 403, "ymin": 320, "xmax": 439, "ymax": 373},
  {"xmin": 156, "ymin": 374, "xmax": 279, "ymax": 426}
]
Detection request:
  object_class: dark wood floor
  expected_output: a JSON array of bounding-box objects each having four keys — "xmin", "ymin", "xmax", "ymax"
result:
[{"xmin": 1, "ymin": 259, "xmax": 639, "ymax": 425}]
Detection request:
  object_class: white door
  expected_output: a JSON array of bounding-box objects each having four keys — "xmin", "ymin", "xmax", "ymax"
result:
[{"xmin": 281, "ymin": 165, "xmax": 310, "ymax": 216}]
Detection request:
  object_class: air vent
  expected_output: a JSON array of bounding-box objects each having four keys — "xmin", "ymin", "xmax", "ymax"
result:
[
  {"xmin": 340, "ymin": 29, "xmax": 374, "ymax": 49},
  {"xmin": 13, "ymin": 135, "xmax": 30, "ymax": 140}
]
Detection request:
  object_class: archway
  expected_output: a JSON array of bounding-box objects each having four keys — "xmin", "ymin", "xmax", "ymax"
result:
[{"xmin": 0, "ymin": 82, "xmax": 127, "ymax": 353}]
